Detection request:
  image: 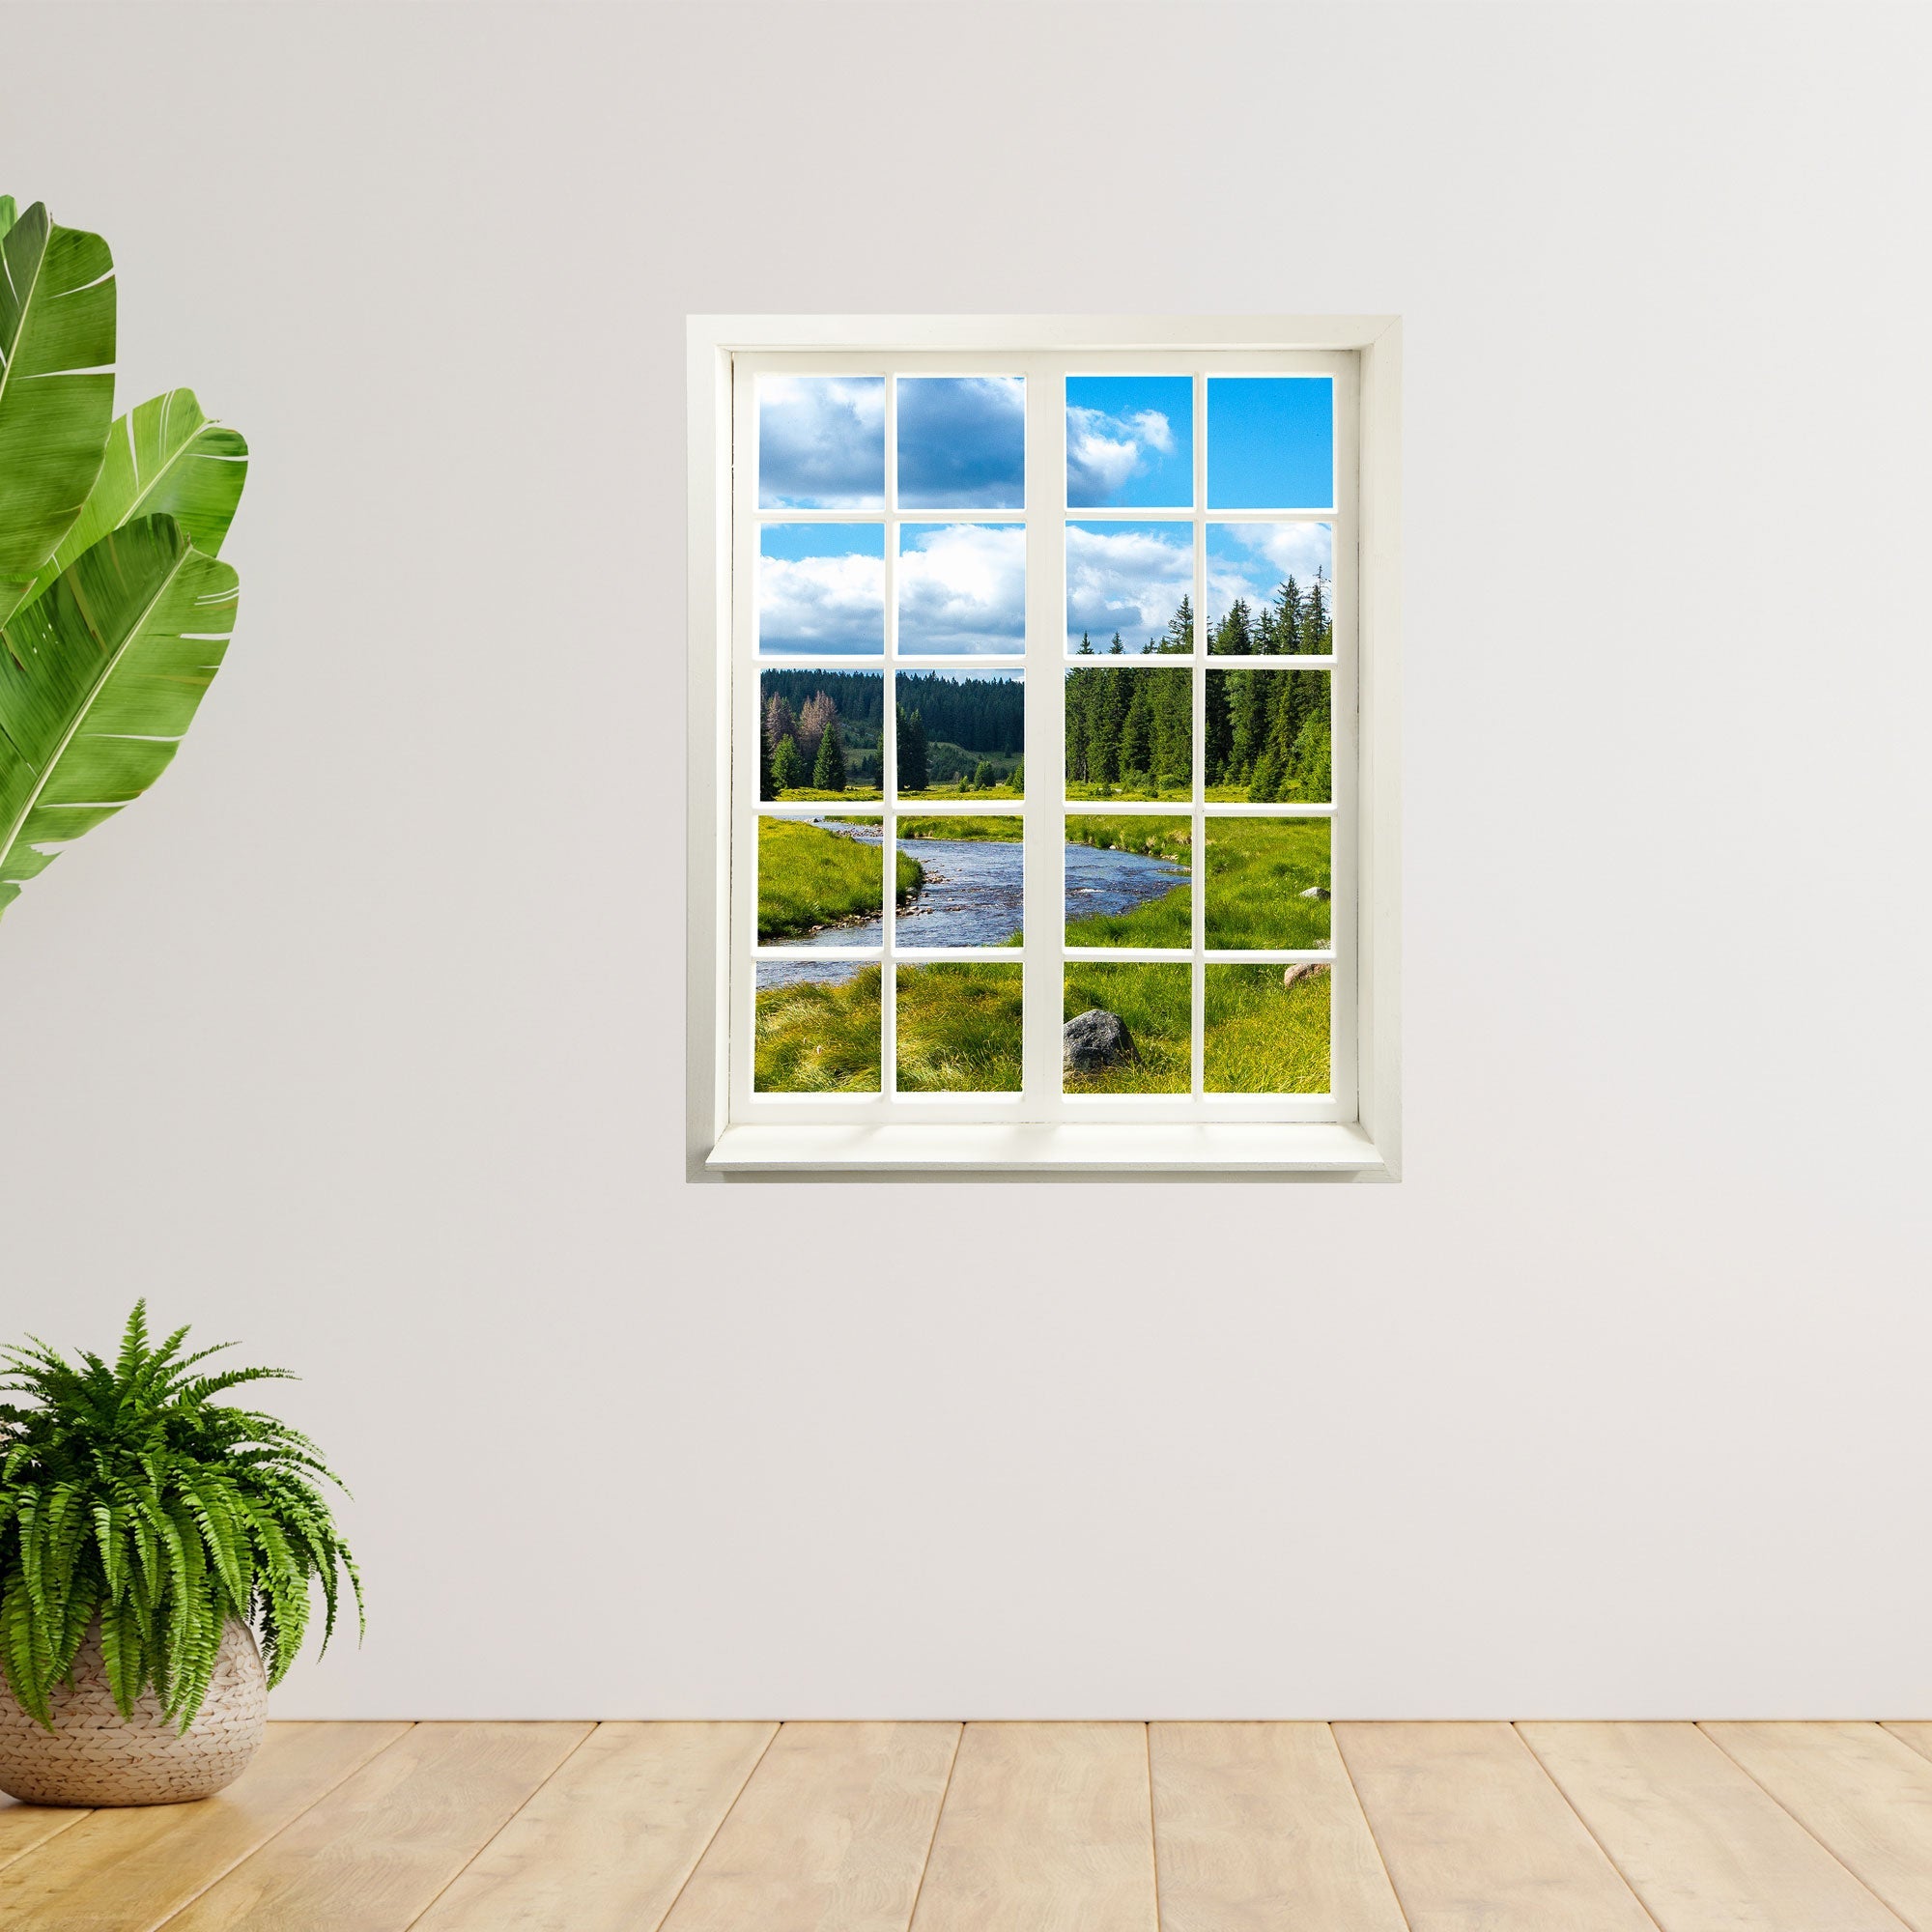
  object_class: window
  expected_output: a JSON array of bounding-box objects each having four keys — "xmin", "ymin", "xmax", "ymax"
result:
[{"xmin": 690, "ymin": 320, "xmax": 1401, "ymax": 1176}]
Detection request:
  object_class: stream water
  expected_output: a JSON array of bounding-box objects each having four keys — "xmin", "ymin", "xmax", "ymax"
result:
[{"xmin": 758, "ymin": 820, "xmax": 1186, "ymax": 989}]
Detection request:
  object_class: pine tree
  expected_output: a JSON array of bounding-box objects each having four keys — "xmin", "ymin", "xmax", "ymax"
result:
[
  {"xmin": 770, "ymin": 735, "xmax": 805, "ymax": 793},
  {"xmin": 811, "ymin": 722, "xmax": 846, "ymax": 791},
  {"xmin": 764, "ymin": 692, "xmax": 797, "ymax": 755},
  {"xmin": 1077, "ymin": 631, "xmax": 1094, "ymax": 655},
  {"xmin": 1120, "ymin": 689, "xmax": 1153, "ymax": 780},
  {"xmin": 1108, "ymin": 632, "xmax": 1124, "ymax": 655},
  {"xmin": 1205, "ymin": 667, "xmax": 1232, "ymax": 779},
  {"xmin": 896, "ymin": 704, "xmax": 929, "ymax": 793},
  {"xmin": 1275, "ymin": 577, "xmax": 1301, "ymax": 656},
  {"xmin": 795, "ymin": 692, "xmax": 837, "ymax": 771},
  {"xmin": 759, "ymin": 718, "xmax": 774, "ymax": 798},
  {"xmin": 1165, "ymin": 595, "xmax": 1194, "ymax": 654},
  {"xmin": 971, "ymin": 759, "xmax": 995, "ymax": 790},
  {"xmin": 1302, "ymin": 573, "xmax": 1330, "ymax": 654}
]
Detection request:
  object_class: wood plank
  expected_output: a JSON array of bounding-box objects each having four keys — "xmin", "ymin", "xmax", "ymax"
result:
[
  {"xmin": 1333, "ymin": 1720, "xmax": 1656, "ymax": 1932},
  {"xmin": 0, "ymin": 1721, "xmax": 408, "ymax": 1932},
  {"xmin": 415, "ymin": 1720, "xmax": 776, "ymax": 1932},
  {"xmin": 1150, "ymin": 1723, "xmax": 1406, "ymax": 1932},
  {"xmin": 1704, "ymin": 1722, "xmax": 1932, "ymax": 1931},
  {"xmin": 664, "ymin": 1720, "xmax": 958, "ymax": 1932},
  {"xmin": 908, "ymin": 1721, "xmax": 1157, "ymax": 1932},
  {"xmin": 1885, "ymin": 1724, "xmax": 1932, "ymax": 1768},
  {"xmin": 161, "ymin": 1720, "xmax": 590, "ymax": 1932},
  {"xmin": 0, "ymin": 1797, "xmax": 87, "ymax": 1876},
  {"xmin": 1520, "ymin": 1720, "xmax": 1908, "ymax": 1931}
]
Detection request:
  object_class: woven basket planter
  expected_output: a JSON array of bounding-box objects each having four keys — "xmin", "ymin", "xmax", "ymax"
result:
[{"xmin": 0, "ymin": 1618, "xmax": 267, "ymax": 1806}]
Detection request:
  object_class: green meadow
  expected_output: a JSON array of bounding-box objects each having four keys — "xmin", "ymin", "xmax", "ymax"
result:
[
  {"xmin": 753, "ymin": 968, "xmax": 883, "ymax": 1092},
  {"xmin": 1204, "ymin": 817, "xmax": 1330, "ymax": 948},
  {"xmin": 757, "ymin": 819, "xmax": 922, "ymax": 943},
  {"xmin": 895, "ymin": 963, "xmax": 1023, "ymax": 1091},
  {"xmin": 1064, "ymin": 816, "xmax": 1193, "ymax": 949},
  {"xmin": 1062, "ymin": 963, "xmax": 1191, "ymax": 1094},
  {"xmin": 1205, "ymin": 965, "xmax": 1330, "ymax": 1094}
]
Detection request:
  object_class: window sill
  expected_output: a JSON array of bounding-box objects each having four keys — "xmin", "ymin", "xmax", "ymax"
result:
[{"xmin": 706, "ymin": 1122, "xmax": 1393, "ymax": 1177}]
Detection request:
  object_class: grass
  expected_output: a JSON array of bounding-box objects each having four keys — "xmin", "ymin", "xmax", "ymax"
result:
[
  {"xmin": 1065, "ymin": 778, "xmax": 1191, "ymax": 802},
  {"xmin": 1062, "ymin": 963, "xmax": 1191, "ymax": 1094},
  {"xmin": 758, "ymin": 819, "xmax": 921, "ymax": 943},
  {"xmin": 753, "ymin": 968, "xmax": 882, "ymax": 1092},
  {"xmin": 752, "ymin": 961, "xmax": 1021, "ymax": 1093},
  {"xmin": 1204, "ymin": 965, "xmax": 1330, "ymax": 1093},
  {"xmin": 900, "ymin": 782, "xmax": 1024, "ymax": 801},
  {"xmin": 1064, "ymin": 815, "xmax": 1192, "ymax": 949},
  {"xmin": 896, "ymin": 816, "xmax": 1023, "ymax": 842},
  {"xmin": 1204, "ymin": 817, "xmax": 1331, "ymax": 948},
  {"xmin": 895, "ymin": 963, "xmax": 1023, "ymax": 1091},
  {"xmin": 768, "ymin": 785, "xmax": 885, "ymax": 802}
]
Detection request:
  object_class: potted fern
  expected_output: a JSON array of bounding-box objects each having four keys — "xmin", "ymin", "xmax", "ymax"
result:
[{"xmin": 0, "ymin": 1305, "xmax": 361, "ymax": 1805}]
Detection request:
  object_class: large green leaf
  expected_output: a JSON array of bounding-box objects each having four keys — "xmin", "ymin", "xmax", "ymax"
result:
[
  {"xmin": 0, "ymin": 516, "xmax": 240, "ymax": 918},
  {"xmin": 0, "ymin": 203, "xmax": 116, "ymax": 622},
  {"xmin": 18, "ymin": 390, "xmax": 246, "ymax": 610},
  {"xmin": 0, "ymin": 199, "xmax": 16, "ymax": 242}
]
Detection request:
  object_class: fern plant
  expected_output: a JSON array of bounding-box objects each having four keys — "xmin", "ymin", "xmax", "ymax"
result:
[{"xmin": 0, "ymin": 1303, "xmax": 361, "ymax": 1731}]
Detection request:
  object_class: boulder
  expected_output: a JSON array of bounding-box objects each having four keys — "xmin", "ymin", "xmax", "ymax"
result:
[
  {"xmin": 1298, "ymin": 885, "xmax": 1331, "ymax": 901},
  {"xmin": 1282, "ymin": 962, "xmax": 1332, "ymax": 991},
  {"xmin": 1064, "ymin": 1008, "xmax": 1136, "ymax": 1075}
]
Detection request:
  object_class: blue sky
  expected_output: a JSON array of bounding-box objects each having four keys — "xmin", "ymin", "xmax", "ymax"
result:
[
  {"xmin": 1065, "ymin": 377, "xmax": 1192, "ymax": 507},
  {"xmin": 1065, "ymin": 521, "xmax": 1192, "ymax": 651},
  {"xmin": 899, "ymin": 524, "xmax": 1024, "ymax": 654},
  {"xmin": 1205, "ymin": 523, "xmax": 1333, "ymax": 631},
  {"xmin": 898, "ymin": 378, "xmax": 1024, "ymax": 508},
  {"xmin": 760, "ymin": 526, "xmax": 884, "ymax": 654},
  {"xmin": 759, "ymin": 377, "xmax": 885, "ymax": 509},
  {"xmin": 1208, "ymin": 377, "xmax": 1332, "ymax": 508}
]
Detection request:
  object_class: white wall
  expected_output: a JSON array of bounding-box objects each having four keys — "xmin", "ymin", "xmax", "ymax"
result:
[{"xmin": 4, "ymin": 1, "xmax": 1929, "ymax": 1719}]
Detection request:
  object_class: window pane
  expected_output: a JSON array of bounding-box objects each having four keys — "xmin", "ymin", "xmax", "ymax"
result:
[
  {"xmin": 1204, "ymin": 818, "xmax": 1330, "ymax": 950},
  {"xmin": 1205, "ymin": 668, "xmax": 1330, "ymax": 803},
  {"xmin": 1206, "ymin": 524, "xmax": 1333, "ymax": 652},
  {"xmin": 897, "ymin": 377, "xmax": 1024, "ymax": 509},
  {"xmin": 1207, "ymin": 376, "xmax": 1332, "ymax": 509},
  {"xmin": 895, "ymin": 668, "xmax": 1023, "ymax": 798},
  {"xmin": 1204, "ymin": 963, "xmax": 1329, "ymax": 1094},
  {"xmin": 1063, "ymin": 963, "xmax": 1190, "ymax": 1094},
  {"xmin": 759, "ymin": 526, "xmax": 885, "ymax": 658},
  {"xmin": 898, "ymin": 525, "xmax": 1024, "ymax": 656},
  {"xmin": 761, "ymin": 669, "xmax": 884, "ymax": 798},
  {"xmin": 895, "ymin": 963, "xmax": 1023, "ymax": 1092},
  {"xmin": 1065, "ymin": 665, "xmax": 1191, "ymax": 801},
  {"xmin": 1065, "ymin": 815, "xmax": 1190, "ymax": 948},
  {"xmin": 754, "ymin": 964, "xmax": 883, "ymax": 1092},
  {"xmin": 1065, "ymin": 376, "xmax": 1192, "ymax": 508},
  {"xmin": 1065, "ymin": 520, "xmax": 1192, "ymax": 656},
  {"xmin": 757, "ymin": 813, "xmax": 884, "ymax": 949},
  {"xmin": 896, "ymin": 816, "xmax": 1024, "ymax": 947},
  {"xmin": 758, "ymin": 376, "xmax": 884, "ymax": 509}
]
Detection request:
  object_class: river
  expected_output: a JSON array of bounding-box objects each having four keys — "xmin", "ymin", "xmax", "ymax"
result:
[{"xmin": 757, "ymin": 819, "xmax": 1187, "ymax": 988}]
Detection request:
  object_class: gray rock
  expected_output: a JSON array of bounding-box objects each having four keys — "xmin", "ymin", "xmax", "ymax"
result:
[
  {"xmin": 1064, "ymin": 1008, "xmax": 1137, "ymax": 1075},
  {"xmin": 1298, "ymin": 885, "xmax": 1331, "ymax": 901},
  {"xmin": 1282, "ymin": 962, "xmax": 1332, "ymax": 991}
]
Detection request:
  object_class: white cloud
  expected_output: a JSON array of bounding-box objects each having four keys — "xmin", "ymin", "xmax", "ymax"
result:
[
  {"xmin": 1065, "ymin": 525, "xmax": 1192, "ymax": 648},
  {"xmin": 1205, "ymin": 523, "xmax": 1333, "ymax": 625},
  {"xmin": 1128, "ymin": 409, "xmax": 1175, "ymax": 455},
  {"xmin": 758, "ymin": 377, "xmax": 886, "ymax": 508},
  {"xmin": 759, "ymin": 550, "xmax": 885, "ymax": 653},
  {"xmin": 898, "ymin": 525, "xmax": 1025, "ymax": 654},
  {"xmin": 1065, "ymin": 407, "xmax": 1143, "ymax": 502}
]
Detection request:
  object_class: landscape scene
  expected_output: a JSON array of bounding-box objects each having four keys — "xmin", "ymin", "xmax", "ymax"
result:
[
  {"xmin": 760, "ymin": 669, "xmax": 1023, "ymax": 801},
  {"xmin": 753, "ymin": 809, "xmax": 1330, "ymax": 1094}
]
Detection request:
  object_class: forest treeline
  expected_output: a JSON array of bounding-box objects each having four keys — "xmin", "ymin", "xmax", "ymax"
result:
[
  {"xmin": 761, "ymin": 669, "xmax": 1023, "ymax": 797},
  {"xmin": 1066, "ymin": 591, "xmax": 1332, "ymax": 801}
]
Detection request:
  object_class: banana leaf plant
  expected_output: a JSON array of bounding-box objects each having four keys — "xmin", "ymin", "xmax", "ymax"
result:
[{"xmin": 0, "ymin": 194, "xmax": 247, "ymax": 923}]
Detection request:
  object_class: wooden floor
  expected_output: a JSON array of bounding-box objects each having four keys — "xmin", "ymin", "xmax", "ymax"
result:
[{"xmin": 7, "ymin": 1721, "xmax": 1932, "ymax": 1930}]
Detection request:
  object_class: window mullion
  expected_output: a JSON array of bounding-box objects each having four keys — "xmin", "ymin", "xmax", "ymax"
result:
[{"xmin": 1022, "ymin": 362, "xmax": 1065, "ymax": 1119}]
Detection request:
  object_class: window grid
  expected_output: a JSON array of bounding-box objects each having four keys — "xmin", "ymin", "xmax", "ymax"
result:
[{"xmin": 734, "ymin": 351, "xmax": 1355, "ymax": 1125}]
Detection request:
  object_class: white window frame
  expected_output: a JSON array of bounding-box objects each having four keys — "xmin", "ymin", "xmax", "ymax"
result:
[{"xmin": 688, "ymin": 316, "xmax": 1401, "ymax": 1178}]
